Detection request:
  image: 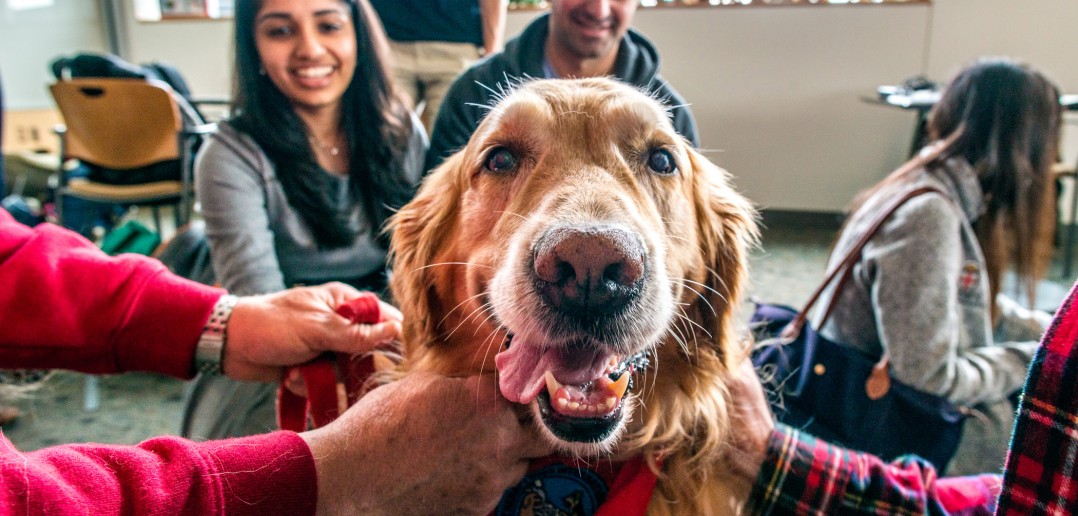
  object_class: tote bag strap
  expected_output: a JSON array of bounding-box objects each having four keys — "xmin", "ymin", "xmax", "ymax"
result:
[{"xmin": 781, "ymin": 185, "xmax": 946, "ymax": 340}]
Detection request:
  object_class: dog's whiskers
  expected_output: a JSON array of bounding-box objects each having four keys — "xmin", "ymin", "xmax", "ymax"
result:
[
  {"xmin": 465, "ymin": 102, "xmax": 495, "ymax": 112},
  {"xmin": 443, "ymin": 300, "xmax": 494, "ymax": 342},
  {"xmin": 674, "ymin": 278, "xmax": 717, "ymax": 317},
  {"xmin": 413, "ymin": 261, "xmax": 494, "ymax": 272},
  {"xmin": 437, "ymin": 291, "xmax": 488, "ymax": 331},
  {"xmin": 472, "ymin": 305, "xmax": 504, "ymax": 337},
  {"xmin": 474, "ymin": 80, "xmax": 507, "ymax": 105},
  {"xmin": 704, "ymin": 267, "xmax": 732, "ymax": 304},
  {"xmin": 462, "ymin": 301, "xmax": 498, "ymax": 332},
  {"xmin": 637, "ymin": 353, "xmax": 660, "ymax": 407},
  {"xmin": 673, "ymin": 308, "xmax": 706, "ymax": 365},
  {"xmin": 663, "ymin": 233, "xmax": 692, "ymax": 245},
  {"xmin": 667, "ymin": 319, "xmax": 692, "ymax": 359},
  {"xmin": 672, "ymin": 307, "xmax": 713, "ymax": 340},
  {"xmin": 680, "ymin": 277, "xmax": 724, "ymax": 300},
  {"xmin": 492, "ymin": 210, "xmax": 530, "ymax": 222},
  {"xmin": 668, "ymin": 308, "xmax": 702, "ymax": 361},
  {"xmin": 475, "ymin": 324, "xmax": 506, "ymax": 377}
]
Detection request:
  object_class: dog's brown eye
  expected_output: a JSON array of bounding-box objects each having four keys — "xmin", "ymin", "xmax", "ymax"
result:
[
  {"xmin": 647, "ymin": 149, "xmax": 676, "ymax": 175},
  {"xmin": 484, "ymin": 147, "xmax": 518, "ymax": 173}
]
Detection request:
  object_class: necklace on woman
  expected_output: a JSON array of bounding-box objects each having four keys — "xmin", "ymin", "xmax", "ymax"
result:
[{"xmin": 311, "ymin": 133, "xmax": 344, "ymax": 157}]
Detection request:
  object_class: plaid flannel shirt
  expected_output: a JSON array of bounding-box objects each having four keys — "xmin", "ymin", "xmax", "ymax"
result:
[
  {"xmin": 748, "ymin": 281, "xmax": 1078, "ymax": 515},
  {"xmin": 748, "ymin": 424, "xmax": 1000, "ymax": 515},
  {"xmin": 997, "ymin": 282, "xmax": 1078, "ymax": 514}
]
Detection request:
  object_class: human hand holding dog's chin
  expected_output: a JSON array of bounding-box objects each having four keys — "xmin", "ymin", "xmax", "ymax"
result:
[
  {"xmin": 221, "ymin": 283, "xmax": 403, "ymax": 382},
  {"xmin": 725, "ymin": 357, "xmax": 775, "ymax": 483},
  {"xmin": 300, "ymin": 373, "xmax": 552, "ymax": 515}
]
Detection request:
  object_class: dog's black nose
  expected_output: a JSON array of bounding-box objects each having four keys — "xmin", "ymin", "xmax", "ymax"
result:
[{"xmin": 533, "ymin": 225, "xmax": 645, "ymax": 316}]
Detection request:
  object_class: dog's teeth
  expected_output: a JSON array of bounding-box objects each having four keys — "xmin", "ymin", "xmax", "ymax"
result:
[
  {"xmin": 569, "ymin": 401, "xmax": 581, "ymax": 410},
  {"xmin": 544, "ymin": 371, "xmax": 563, "ymax": 399},
  {"xmin": 607, "ymin": 371, "xmax": 631, "ymax": 399},
  {"xmin": 557, "ymin": 398, "xmax": 569, "ymax": 409}
]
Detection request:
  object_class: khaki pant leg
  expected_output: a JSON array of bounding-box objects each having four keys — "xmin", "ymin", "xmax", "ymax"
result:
[
  {"xmin": 413, "ymin": 42, "xmax": 482, "ymax": 132},
  {"xmin": 388, "ymin": 41, "xmax": 421, "ymax": 110}
]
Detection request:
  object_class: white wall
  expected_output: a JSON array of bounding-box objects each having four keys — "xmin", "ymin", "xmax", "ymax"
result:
[
  {"xmin": 114, "ymin": 0, "xmax": 233, "ymax": 99},
  {"xmin": 0, "ymin": 0, "xmax": 108, "ymax": 109},
  {"xmin": 629, "ymin": 5, "xmax": 930, "ymax": 212},
  {"xmin": 19, "ymin": 0, "xmax": 1073, "ymax": 212},
  {"xmin": 510, "ymin": 1, "xmax": 1078, "ymax": 213},
  {"xmin": 925, "ymin": 0, "xmax": 1078, "ymax": 222}
]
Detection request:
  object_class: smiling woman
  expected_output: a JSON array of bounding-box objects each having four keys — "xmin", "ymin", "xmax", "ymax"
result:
[
  {"xmin": 252, "ymin": 2, "xmax": 358, "ymax": 124},
  {"xmin": 180, "ymin": 0, "xmax": 427, "ymax": 440}
]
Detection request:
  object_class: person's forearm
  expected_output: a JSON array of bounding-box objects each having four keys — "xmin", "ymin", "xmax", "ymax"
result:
[
  {"xmin": 479, "ymin": 0, "xmax": 507, "ymax": 55},
  {"xmin": 0, "ymin": 431, "xmax": 316, "ymax": 515},
  {"xmin": 747, "ymin": 424, "xmax": 1000, "ymax": 515},
  {"xmin": 0, "ymin": 211, "xmax": 222, "ymax": 377}
]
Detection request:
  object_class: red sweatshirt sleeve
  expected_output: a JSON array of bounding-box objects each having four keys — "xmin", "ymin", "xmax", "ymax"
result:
[
  {"xmin": 0, "ymin": 211, "xmax": 224, "ymax": 378},
  {"xmin": 0, "ymin": 431, "xmax": 318, "ymax": 516}
]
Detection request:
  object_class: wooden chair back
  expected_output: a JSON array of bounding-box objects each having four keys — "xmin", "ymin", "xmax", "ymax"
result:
[{"xmin": 49, "ymin": 77, "xmax": 182, "ymax": 170}]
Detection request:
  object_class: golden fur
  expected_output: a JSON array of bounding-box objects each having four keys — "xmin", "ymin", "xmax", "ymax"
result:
[{"xmin": 389, "ymin": 78, "xmax": 759, "ymax": 514}]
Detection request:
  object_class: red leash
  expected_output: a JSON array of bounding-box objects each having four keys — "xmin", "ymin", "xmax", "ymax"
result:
[{"xmin": 276, "ymin": 293, "xmax": 382, "ymax": 431}]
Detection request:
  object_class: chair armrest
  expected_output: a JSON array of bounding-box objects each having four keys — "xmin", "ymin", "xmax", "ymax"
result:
[
  {"xmin": 181, "ymin": 123, "xmax": 217, "ymax": 137},
  {"xmin": 1054, "ymin": 162, "xmax": 1076, "ymax": 178},
  {"xmin": 189, "ymin": 96, "xmax": 230, "ymax": 108}
]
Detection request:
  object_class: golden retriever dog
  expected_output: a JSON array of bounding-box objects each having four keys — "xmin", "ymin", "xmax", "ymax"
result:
[{"xmin": 389, "ymin": 78, "xmax": 758, "ymax": 514}]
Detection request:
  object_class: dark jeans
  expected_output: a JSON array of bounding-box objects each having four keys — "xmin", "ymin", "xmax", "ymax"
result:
[{"xmin": 60, "ymin": 163, "xmax": 127, "ymax": 237}]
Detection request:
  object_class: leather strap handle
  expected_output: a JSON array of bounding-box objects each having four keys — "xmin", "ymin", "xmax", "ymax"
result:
[{"xmin": 781, "ymin": 185, "xmax": 945, "ymax": 341}]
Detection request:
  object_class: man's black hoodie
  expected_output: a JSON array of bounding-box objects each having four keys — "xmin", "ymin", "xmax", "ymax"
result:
[{"xmin": 425, "ymin": 13, "xmax": 699, "ymax": 172}]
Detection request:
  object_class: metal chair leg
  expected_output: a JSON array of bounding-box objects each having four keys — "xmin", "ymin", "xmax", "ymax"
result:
[
  {"xmin": 151, "ymin": 206, "xmax": 162, "ymax": 235},
  {"xmin": 84, "ymin": 375, "xmax": 100, "ymax": 412}
]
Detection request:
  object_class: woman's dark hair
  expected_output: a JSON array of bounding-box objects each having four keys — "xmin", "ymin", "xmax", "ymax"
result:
[
  {"xmin": 855, "ymin": 57, "xmax": 1062, "ymax": 309},
  {"xmin": 230, "ymin": 0, "xmax": 414, "ymax": 248}
]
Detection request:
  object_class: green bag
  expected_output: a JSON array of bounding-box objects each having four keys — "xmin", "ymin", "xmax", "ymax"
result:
[{"xmin": 99, "ymin": 220, "xmax": 161, "ymax": 256}]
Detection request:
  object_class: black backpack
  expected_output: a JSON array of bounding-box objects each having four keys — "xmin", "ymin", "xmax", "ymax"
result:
[{"xmin": 50, "ymin": 52, "xmax": 205, "ymax": 126}]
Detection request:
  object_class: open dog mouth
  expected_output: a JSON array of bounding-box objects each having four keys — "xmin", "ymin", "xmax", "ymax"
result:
[{"xmin": 496, "ymin": 334, "xmax": 649, "ymax": 443}]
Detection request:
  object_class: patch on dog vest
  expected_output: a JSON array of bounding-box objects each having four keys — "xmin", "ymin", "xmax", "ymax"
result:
[
  {"xmin": 495, "ymin": 464, "xmax": 607, "ymax": 515},
  {"xmin": 493, "ymin": 456, "xmax": 656, "ymax": 516}
]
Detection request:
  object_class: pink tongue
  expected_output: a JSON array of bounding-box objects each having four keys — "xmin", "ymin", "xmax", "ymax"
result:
[{"xmin": 495, "ymin": 339, "xmax": 610, "ymax": 404}]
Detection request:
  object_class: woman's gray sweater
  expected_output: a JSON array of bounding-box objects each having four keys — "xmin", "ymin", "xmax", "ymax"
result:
[
  {"xmin": 812, "ymin": 157, "xmax": 1041, "ymax": 475},
  {"xmin": 195, "ymin": 120, "xmax": 426, "ymax": 295},
  {"xmin": 180, "ymin": 118, "xmax": 426, "ymax": 440}
]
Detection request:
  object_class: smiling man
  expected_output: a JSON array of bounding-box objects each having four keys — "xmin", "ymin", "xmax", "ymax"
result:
[{"xmin": 424, "ymin": 0, "xmax": 699, "ymax": 171}]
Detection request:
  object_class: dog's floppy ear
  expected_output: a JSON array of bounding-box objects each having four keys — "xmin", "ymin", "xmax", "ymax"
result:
[
  {"xmin": 687, "ymin": 148, "xmax": 759, "ymax": 364},
  {"xmin": 388, "ymin": 151, "xmax": 468, "ymax": 348}
]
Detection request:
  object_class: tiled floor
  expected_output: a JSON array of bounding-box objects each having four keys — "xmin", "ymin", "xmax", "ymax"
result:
[{"xmin": 3, "ymin": 222, "xmax": 1074, "ymax": 451}]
